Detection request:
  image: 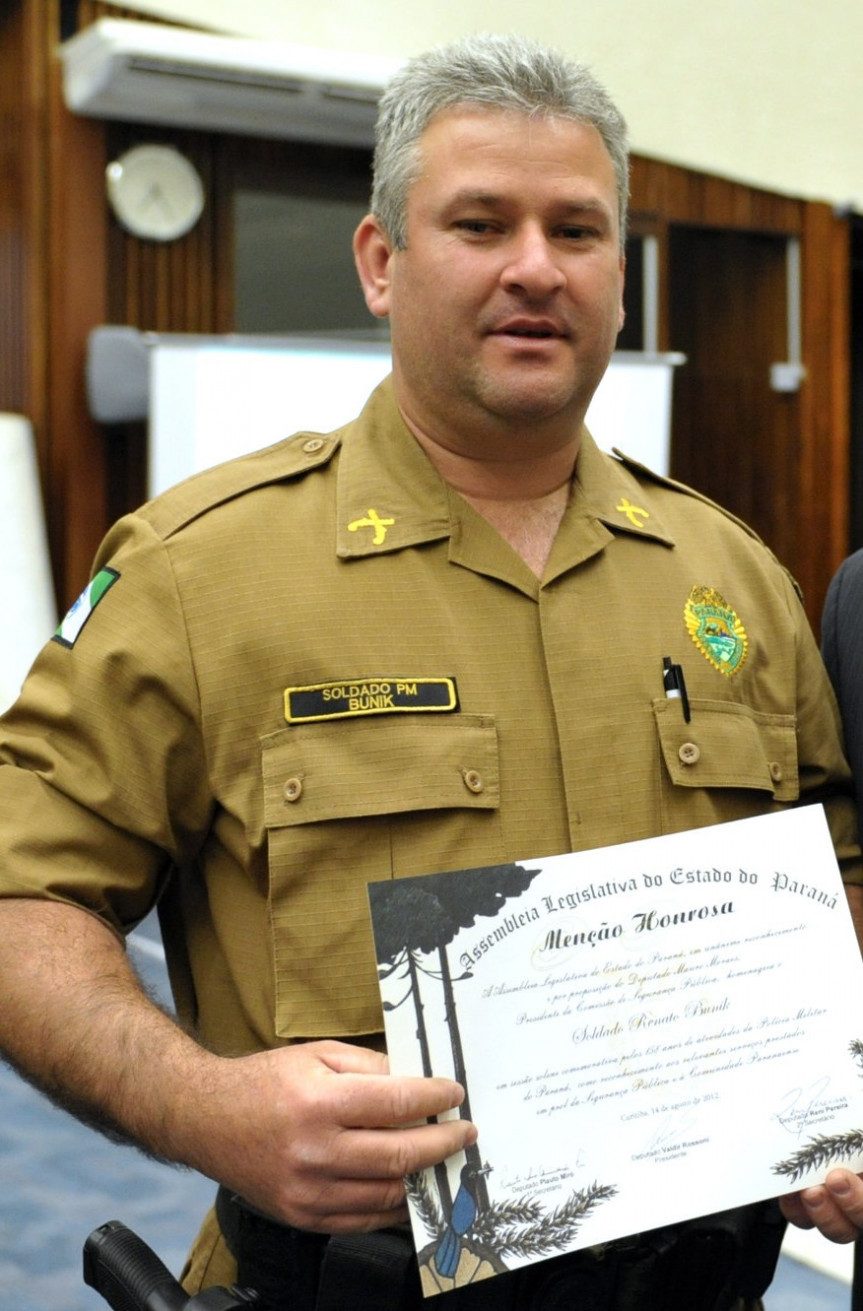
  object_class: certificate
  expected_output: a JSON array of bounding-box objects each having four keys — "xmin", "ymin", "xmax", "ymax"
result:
[{"xmin": 368, "ymin": 806, "xmax": 863, "ymax": 1295}]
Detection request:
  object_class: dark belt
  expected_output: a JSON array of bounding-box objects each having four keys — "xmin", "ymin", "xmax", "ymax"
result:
[{"xmin": 215, "ymin": 1186, "xmax": 784, "ymax": 1311}]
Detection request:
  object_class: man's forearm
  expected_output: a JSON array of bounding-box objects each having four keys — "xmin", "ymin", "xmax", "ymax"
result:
[{"xmin": 0, "ymin": 897, "xmax": 214, "ymax": 1160}]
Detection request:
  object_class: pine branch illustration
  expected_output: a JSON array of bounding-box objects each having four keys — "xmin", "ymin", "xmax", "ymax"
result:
[
  {"xmin": 487, "ymin": 1198, "xmax": 546, "ymax": 1224},
  {"xmin": 472, "ymin": 1182, "xmax": 617, "ymax": 1258},
  {"xmin": 480, "ymin": 1223, "xmax": 546, "ymax": 1258},
  {"xmin": 850, "ymin": 1039, "xmax": 863, "ymax": 1073},
  {"xmin": 471, "ymin": 1196, "xmax": 544, "ymax": 1244},
  {"xmin": 405, "ymin": 1170, "xmax": 444, "ymax": 1240},
  {"xmin": 773, "ymin": 1130, "xmax": 863, "ymax": 1184},
  {"xmin": 530, "ymin": 1183, "xmax": 618, "ymax": 1249}
]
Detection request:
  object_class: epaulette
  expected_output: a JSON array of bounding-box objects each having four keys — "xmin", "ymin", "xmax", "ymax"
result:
[
  {"xmin": 140, "ymin": 429, "xmax": 342, "ymax": 541},
  {"xmin": 612, "ymin": 448, "xmax": 805, "ymax": 602}
]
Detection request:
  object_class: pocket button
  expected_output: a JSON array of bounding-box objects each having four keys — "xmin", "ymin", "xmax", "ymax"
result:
[
  {"xmin": 462, "ymin": 768, "xmax": 485, "ymax": 794},
  {"xmin": 283, "ymin": 777, "xmax": 304, "ymax": 803}
]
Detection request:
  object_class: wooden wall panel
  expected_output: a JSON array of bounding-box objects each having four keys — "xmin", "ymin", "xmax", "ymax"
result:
[
  {"xmin": 631, "ymin": 154, "xmax": 804, "ymax": 235},
  {"xmin": 0, "ymin": 0, "xmax": 113, "ymax": 610},
  {"xmin": 44, "ymin": 76, "xmax": 110, "ymax": 604},
  {"xmin": 668, "ymin": 228, "xmax": 798, "ymax": 560},
  {"xmin": 798, "ymin": 201, "xmax": 851, "ymax": 630},
  {"xmin": 0, "ymin": 5, "xmax": 28, "ymax": 415},
  {"xmin": 0, "ymin": 1, "xmax": 50, "ymax": 475},
  {"xmin": 630, "ymin": 153, "xmax": 849, "ymax": 630}
]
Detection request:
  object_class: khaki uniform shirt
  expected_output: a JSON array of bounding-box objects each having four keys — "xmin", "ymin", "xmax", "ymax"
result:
[{"xmin": 0, "ymin": 379, "xmax": 857, "ymax": 1057}]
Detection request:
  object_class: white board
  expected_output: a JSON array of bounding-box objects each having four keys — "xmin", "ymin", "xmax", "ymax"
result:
[
  {"xmin": 148, "ymin": 336, "xmax": 682, "ymax": 498},
  {"xmin": 0, "ymin": 415, "xmax": 57, "ymax": 712}
]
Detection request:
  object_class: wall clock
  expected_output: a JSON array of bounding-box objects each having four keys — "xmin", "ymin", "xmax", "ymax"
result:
[{"xmin": 106, "ymin": 144, "xmax": 205, "ymax": 242}]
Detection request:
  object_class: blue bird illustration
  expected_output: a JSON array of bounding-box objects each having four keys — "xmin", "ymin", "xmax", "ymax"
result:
[{"xmin": 435, "ymin": 1162, "xmax": 490, "ymax": 1280}]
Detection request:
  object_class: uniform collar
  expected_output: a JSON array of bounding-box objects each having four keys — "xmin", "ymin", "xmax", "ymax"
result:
[{"xmin": 335, "ymin": 378, "xmax": 676, "ymax": 563}]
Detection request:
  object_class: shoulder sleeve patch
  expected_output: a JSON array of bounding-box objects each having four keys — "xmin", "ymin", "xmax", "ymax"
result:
[{"xmin": 53, "ymin": 568, "xmax": 120, "ymax": 648}]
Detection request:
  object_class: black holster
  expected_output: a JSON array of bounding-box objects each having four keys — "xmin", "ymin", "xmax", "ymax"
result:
[
  {"xmin": 215, "ymin": 1186, "xmax": 784, "ymax": 1311},
  {"xmin": 216, "ymin": 1188, "xmax": 422, "ymax": 1311}
]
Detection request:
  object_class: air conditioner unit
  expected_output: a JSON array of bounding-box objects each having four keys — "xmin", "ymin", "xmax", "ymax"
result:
[{"xmin": 60, "ymin": 19, "xmax": 403, "ymax": 146}]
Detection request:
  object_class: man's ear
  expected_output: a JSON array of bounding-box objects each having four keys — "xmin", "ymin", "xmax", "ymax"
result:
[
  {"xmin": 353, "ymin": 215, "xmax": 394, "ymax": 319},
  {"xmin": 617, "ymin": 252, "xmax": 627, "ymax": 334}
]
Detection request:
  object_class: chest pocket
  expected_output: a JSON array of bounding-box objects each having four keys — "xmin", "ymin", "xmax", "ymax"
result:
[
  {"xmin": 261, "ymin": 714, "xmax": 502, "ymax": 1039},
  {"xmin": 653, "ymin": 698, "xmax": 799, "ymax": 833}
]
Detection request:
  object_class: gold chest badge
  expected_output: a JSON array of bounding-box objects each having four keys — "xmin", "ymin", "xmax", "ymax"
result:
[{"xmin": 684, "ymin": 585, "xmax": 748, "ymax": 676}]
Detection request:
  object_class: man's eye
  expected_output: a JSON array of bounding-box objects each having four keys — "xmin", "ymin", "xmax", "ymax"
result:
[{"xmin": 455, "ymin": 219, "xmax": 495, "ymax": 234}]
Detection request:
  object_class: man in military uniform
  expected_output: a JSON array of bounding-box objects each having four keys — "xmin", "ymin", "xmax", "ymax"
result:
[{"xmin": 0, "ymin": 31, "xmax": 862, "ymax": 1311}]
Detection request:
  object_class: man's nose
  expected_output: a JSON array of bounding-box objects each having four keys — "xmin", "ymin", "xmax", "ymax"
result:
[{"xmin": 500, "ymin": 225, "xmax": 567, "ymax": 296}]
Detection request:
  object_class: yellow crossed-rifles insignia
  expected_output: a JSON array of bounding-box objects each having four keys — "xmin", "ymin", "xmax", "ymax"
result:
[
  {"xmin": 684, "ymin": 585, "xmax": 748, "ymax": 676},
  {"xmin": 616, "ymin": 498, "xmax": 650, "ymax": 529},
  {"xmin": 347, "ymin": 509, "xmax": 395, "ymax": 545}
]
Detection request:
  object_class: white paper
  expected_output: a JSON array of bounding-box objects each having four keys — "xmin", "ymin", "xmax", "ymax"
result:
[{"xmin": 369, "ymin": 806, "xmax": 863, "ymax": 1295}]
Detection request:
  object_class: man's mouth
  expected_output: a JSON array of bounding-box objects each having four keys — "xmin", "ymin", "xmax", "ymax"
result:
[{"xmin": 496, "ymin": 319, "xmax": 566, "ymax": 339}]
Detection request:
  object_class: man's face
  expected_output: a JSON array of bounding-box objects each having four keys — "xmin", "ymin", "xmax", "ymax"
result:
[{"xmin": 358, "ymin": 106, "xmax": 626, "ymax": 453}]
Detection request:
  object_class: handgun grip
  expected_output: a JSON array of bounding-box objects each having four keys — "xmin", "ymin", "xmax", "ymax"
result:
[{"xmin": 84, "ymin": 1220, "xmax": 187, "ymax": 1311}]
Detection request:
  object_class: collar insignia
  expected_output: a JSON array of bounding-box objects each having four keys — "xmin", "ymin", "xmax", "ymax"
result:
[
  {"xmin": 616, "ymin": 497, "xmax": 650, "ymax": 528},
  {"xmin": 348, "ymin": 509, "xmax": 395, "ymax": 545},
  {"xmin": 684, "ymin": 585, "xmax": 748, "ymax": 676}
]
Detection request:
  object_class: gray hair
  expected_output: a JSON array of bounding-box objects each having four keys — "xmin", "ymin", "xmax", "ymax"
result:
[{"xmin": 371, "ymin": 33, "xmax": 630, "ymax": 250}]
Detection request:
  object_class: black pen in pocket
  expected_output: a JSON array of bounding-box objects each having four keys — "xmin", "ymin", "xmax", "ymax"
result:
[{"xmin": 662, "ymin": 656, "xmax": 691, "ymax": 723}]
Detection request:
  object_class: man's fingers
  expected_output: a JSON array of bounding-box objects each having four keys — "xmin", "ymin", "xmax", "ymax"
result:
[
  {"xmin": 778, "ymin": 1192, "xmax": 814, "ymax": 1230},
  {"xmin": 782, "ymin": 1169, "xmax": 863, "ymax": 1243},
  {"xmin": 821, "ymin": 1169, "xmax": 863, "ymax": 1236},
  {"xmin": 335, "ymin": 1073, "xmax": 467, "ymax": 1129},
  {"xmin": 290, "ymin": 1117, "xmax": 477, "ymax": 1188},
  {"xmin": 303, "ymin": 1041, "xmax": 466, "ymax": 1127},
  {"xmin": 337, "ymin": 1117, "xmax": 478, "ymax": 1181},
  {"xmin": 264, "ymin": 1117, "xmax": 477, "ymax": 1230}
]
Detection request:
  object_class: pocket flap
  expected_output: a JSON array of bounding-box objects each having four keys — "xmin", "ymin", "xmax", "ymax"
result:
[
  {"xmin": 653, "ymin": 698, "xmax": 798, "ymax": 801},
  {"xmin": 262, "ymin": 713, "xmax": 500, "ymax": 827}
]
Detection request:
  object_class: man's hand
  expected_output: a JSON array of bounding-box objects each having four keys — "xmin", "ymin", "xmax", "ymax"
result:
[
  {"xmin": 780, "ymin": 1168, "xmax": 863, "ymax": 1242},
  {"xmin": 194, "ymin": 1039, "xmax": 476, "ymax": 1233}
]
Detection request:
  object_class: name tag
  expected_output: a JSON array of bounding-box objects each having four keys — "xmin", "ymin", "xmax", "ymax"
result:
[{"xmin": 284, "ymin": 677, "xmax": 458, "ymax": 723}]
